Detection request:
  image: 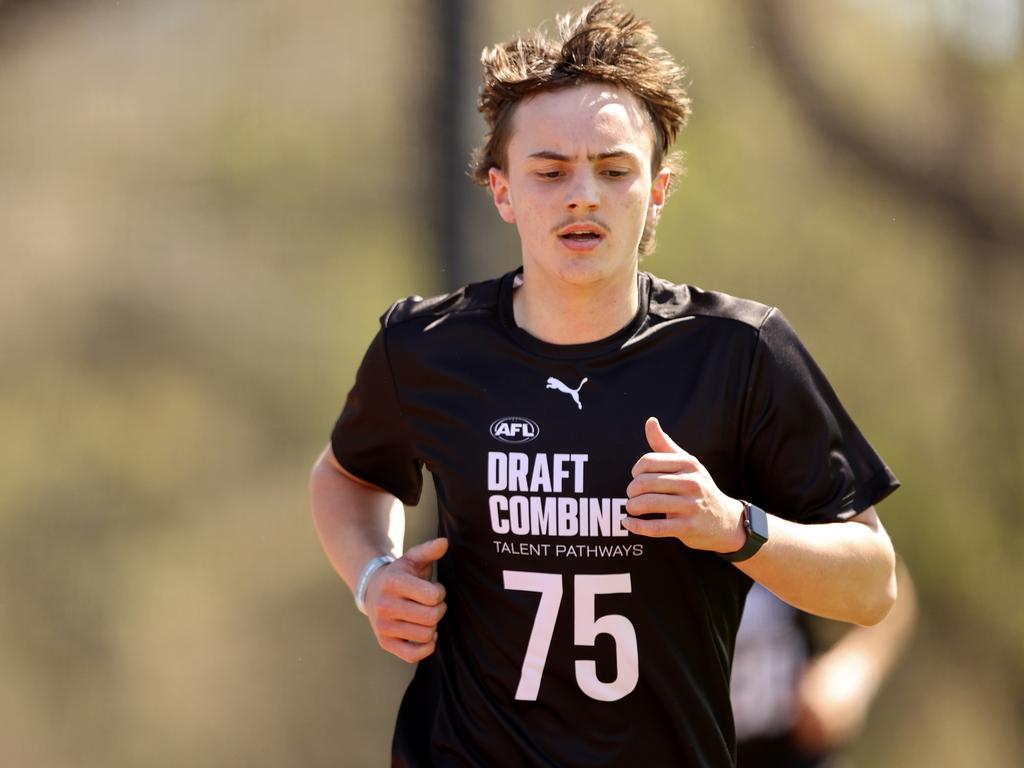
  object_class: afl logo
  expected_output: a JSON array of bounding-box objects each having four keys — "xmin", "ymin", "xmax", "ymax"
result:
[{"xmin": 490, "ymin": 417, "xmax": 540, "ymax": 444}]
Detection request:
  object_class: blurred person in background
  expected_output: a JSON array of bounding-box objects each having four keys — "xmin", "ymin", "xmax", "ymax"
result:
[
  {"xmin": 733, "ymin": 561, "xmax": 916, "ymax": 768},
  {"xmin": 310, "ymin": 2, "xmax": 901, "ymax": 765}
]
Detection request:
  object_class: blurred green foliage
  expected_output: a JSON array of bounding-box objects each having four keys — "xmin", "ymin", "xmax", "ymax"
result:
[{"xmin": 1, "ymin": 1, "xmax": 1021, "ymax": 766}]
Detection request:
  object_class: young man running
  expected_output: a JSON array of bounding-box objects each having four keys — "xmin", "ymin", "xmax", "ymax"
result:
[{"xmin": 310, "ymin": 3, "xmax": 900, "ymax": 765}]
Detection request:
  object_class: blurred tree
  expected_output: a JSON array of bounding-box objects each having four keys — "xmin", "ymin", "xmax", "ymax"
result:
[
  {"xmin": 752, "ymin": 0, "xmax": 1023, "ymax": 249},
  {"xmin": 748, "ymin": 0, "xmax": 1024, "ymax": 736},
  {"xmin": 0, "ymin": 0, "xmax": 78, "ymax": 37},
  {"xmin": 432, "ymin": 0, "xmax": 476, "ymax": 289}
]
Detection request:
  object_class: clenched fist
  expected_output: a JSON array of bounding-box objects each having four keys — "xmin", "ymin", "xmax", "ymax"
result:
[
  {"xmin": 623, "ymin": 417, "xmax": 747, "ymax": 554},
  {"xmin": 363, "ymin": 537, "xmax": 448, "ymax": 663}
]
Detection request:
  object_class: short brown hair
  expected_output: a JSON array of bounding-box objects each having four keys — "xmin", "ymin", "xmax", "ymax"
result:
[
  {"xmin": 471, "ymin": 1, "xmax": 691, "ymax": 254},
  {"xmin": 471, "ymin": 1, "xmax": 688, "ymax": 179}
]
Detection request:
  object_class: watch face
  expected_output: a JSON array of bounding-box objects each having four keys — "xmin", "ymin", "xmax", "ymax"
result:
[
  {"xmin": 717, "ymin": 502, "xmax": 769, "ymax": 562},
  {"xmin": 746, "ymin": 503, "xmax": 769, "ymax": 542}
]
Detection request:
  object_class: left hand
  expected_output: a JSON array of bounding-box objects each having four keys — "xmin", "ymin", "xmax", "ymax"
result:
[{"xmin": 623, "ymin": 417, "xmax": 747, "ymax": 553}]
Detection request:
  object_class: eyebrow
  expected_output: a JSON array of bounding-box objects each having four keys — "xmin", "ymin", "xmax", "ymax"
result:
[{"xmin": 527, "ymin": 149, "xmax": 640, "ymax": 163}]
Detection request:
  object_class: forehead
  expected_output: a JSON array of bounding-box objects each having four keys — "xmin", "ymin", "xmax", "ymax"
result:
[{"xmin": 506, "ymin": 82, "xmax": 655, "ymax": 162}]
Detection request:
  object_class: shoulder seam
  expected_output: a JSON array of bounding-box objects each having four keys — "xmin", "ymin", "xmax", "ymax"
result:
[
  {"xmin": 758, "ymin": 305, "xmax": 779, "ymax": 333},
  {"xmin": 381, "ymin": 284, "xmax": 501, "ymax": 329},
  {"xmin": 381, "ymin": 296, "xmax": 423, "ymax": 329},
  {"xmin": 646, "ymin": 277, "xmax": 775, "ymax": 331},
  {"xmin": 678, "ymin": 306, "xmax": 776, "ymax": 331}
]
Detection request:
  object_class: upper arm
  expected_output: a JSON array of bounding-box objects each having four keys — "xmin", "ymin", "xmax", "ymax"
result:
[
  {"xmin": 741, "ymin": 310, "xmax": 900, "ymax": 524},
  {"xmin": 325, "ymin": 444, "xmax": 408, "ymax": 554},
  {"xmin": 847, "ymin": 506, "xmax": 895, "ymax": 555},
  {"xmin": 320, "ymin": 443, "xmax": 393, "ymax": 495},
  {"xmin": 847, "ymin": 505, "xmax": 897, "ymax": 589},
  {"xmin": 312, "ymin": 443, "xmax": 397, "ymax": 501},
  {"xmin": 329, "ymin": 326, "xmax": 424, "ymax": 505}
]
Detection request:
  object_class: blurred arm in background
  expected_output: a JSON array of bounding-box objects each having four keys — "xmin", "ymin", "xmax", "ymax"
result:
[
  {"xmin": 733, "ymin": 559, "xmax": 917, "ymax": 767},
  {"xmin": 790, "ymin": 558, "xmax": 917, "ymax": 755}
]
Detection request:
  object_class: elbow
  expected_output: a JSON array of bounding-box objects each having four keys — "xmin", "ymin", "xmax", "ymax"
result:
[
  {"xmin": 856, "ymin": 556, "xmax": 899, "ymax": 627},
  {"xmin": 858, "ymin": 582, "xmax": 897, "ymax": 627},
  {"xmin": 851, "ymin": 515, "xmax": 898, "ymax": 626}
]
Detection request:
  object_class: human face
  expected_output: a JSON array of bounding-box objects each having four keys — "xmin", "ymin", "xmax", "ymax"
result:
[{"xmin": 488, "ymin": 82, "xmax": 670, "ymax": 289}]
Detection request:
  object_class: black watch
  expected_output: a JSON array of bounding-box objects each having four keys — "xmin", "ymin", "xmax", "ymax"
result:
[{"xmin": 717, "ymin": 501, "xmax": 769, "ymax": 562}]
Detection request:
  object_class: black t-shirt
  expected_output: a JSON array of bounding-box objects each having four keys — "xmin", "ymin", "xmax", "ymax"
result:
[{"xmin": 330, "ymin": 269, "xmax": 899, "ymax": 768}]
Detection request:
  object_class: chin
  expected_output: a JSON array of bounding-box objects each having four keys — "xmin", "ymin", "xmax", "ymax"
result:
[
  {"xmin": 524, "ymin": 243, "xmax": 634, "ymax": 287},
  {"xmin": 554, "ymin": 259, "xmax": 612, "ymax": 286},
  {"xmin": 558, "ymin": 252, "xmax": 637, "ymax": 286}
]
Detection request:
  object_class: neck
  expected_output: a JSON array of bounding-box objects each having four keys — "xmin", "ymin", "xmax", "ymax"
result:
[{"xmin": 512, "ymin": 266, "xmax": 640, "ymax": 345}]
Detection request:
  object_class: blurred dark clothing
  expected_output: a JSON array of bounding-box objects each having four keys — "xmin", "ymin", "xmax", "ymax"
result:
[
  {"xmin": 736, "ymin": 734, "xmax": 830, "ymax": 768},
  {"xmin": 732, "ymin": 584, "xmax": 837, "ymax": 768}
]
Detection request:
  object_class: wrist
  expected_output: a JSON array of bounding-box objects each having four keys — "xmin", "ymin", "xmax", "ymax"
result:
[
  {"xmin": 721, "ymin": 498, "xmax": 746, "ymax": 552},
  {"xmin": 717, "ymin": 500, "xmax": 770, "ymax": 562},
  {"xmin": 354, "ymin": 553, "xmax": 395, "ymax": 615}
]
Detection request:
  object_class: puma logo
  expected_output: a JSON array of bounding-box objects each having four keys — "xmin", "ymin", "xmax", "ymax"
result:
[{"xmin": 546, "ymin": 376, "xmax": 588, "ymax": 410}]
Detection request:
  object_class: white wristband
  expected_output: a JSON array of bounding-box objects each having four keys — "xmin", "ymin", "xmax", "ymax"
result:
[{"xmin": 354, "ymin": 554, "xmax": 395, "ymax": 615}]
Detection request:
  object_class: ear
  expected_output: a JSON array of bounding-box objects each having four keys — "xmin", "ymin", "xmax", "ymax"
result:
[
  {"xmin": 646, "ymin": 166, "xmax": 671, "ymax": 228},
  {"xmin": 488, "ymin": 167, "xmax": 516, "ymax": 224}
]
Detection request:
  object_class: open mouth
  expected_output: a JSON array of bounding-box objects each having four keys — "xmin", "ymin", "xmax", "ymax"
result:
[
  {"xmin": 556, "ymin": 222, "xmax": 607, "ymax": 250},
  {"xmin": 559, "ymin": 232, "xmax": 603, "ymax": 243}
]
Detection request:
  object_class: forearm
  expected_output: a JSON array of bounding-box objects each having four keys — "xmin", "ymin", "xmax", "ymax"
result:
[
  {"xmin": 308, "ymin": 444, "xmax": 402, "ymax": 593},
  {"xmin": 735, "ymin": 509, "xmax": 897, "ymax": 626}
]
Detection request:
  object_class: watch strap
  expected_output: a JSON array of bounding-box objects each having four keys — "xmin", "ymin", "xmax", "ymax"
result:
[{"xmin": 717, "ymin": 501, "xmax": 769, "ymax": 563}]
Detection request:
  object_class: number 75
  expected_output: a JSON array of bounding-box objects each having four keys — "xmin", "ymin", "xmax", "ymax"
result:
[{"xmin": 503, "ymin": 570, "xmax": 639, "ymax": 702}]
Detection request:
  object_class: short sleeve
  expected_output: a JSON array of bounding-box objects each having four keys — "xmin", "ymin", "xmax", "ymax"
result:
[
  {"xmin": 330, "ymin": 322, "xmax": 423, "ymax": 506},
  {"xmin": 739, "ymin": 308, "xmax": 899, "ymax": 524}
]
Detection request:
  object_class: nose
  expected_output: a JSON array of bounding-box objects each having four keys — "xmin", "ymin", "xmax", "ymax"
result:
[{"xmin": 565, "ymin": 170, "xmax": 599, "ymax": 212}]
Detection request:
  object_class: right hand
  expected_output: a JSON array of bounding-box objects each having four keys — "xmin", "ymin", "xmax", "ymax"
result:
[{"xmin": 363, "ymin": 537, "xmax": 448, "ymax": 663}]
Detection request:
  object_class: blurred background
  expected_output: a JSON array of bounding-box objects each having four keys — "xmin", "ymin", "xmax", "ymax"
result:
[{"xmin": 1, "ymin": 0, "xmax": 1021, "ymax": 765}]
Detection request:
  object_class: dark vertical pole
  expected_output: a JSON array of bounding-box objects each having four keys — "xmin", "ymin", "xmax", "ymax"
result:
[{"xmin": 435, "ymin": 0, "xmax": 474, "ymax": 290}]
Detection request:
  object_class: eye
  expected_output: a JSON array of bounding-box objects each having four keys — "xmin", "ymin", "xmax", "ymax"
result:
[
  {"xmin": 537, "ymin": 170, "xmax": 564, "ymax": 179},
  {"xmin": 603, "ymin": 169, "xmax": 629, "ymax": 178}
]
